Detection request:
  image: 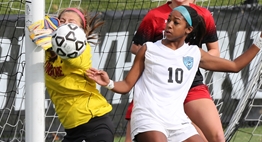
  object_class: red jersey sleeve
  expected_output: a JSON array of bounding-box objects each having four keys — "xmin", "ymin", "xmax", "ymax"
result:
[
  {"xmin": 132, "ymin": 11, "xmax": 158, "ymax": 45},
  {"xmin": 132, "ymin": 2, "xmax": 172, "ymax": 45}
]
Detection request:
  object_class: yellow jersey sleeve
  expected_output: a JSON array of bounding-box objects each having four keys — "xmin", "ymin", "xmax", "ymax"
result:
[{"xmin": 61, "ymin": 43, "xmax": 92, "ymax": 70}]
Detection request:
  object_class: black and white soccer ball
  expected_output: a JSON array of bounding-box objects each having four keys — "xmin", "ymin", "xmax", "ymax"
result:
[{"xmin": 51, "ymin": 23, "xmax": 87, "ymax": 59}]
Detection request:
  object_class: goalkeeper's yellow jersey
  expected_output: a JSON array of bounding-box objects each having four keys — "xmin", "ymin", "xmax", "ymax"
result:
[{"xmin": 45, "ymin": 44, "xmax": 112, "ymax": 129}]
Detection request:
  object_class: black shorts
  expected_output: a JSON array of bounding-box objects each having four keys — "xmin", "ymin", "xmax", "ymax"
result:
[{"xmin": 62, "ymin": 115, "xmax": 115, "ymax": 142}]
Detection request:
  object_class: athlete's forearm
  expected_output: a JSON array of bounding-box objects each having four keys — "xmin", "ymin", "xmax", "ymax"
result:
[{"xmin": 110, "ymin": 81, "xmax": 133, "ymax": 94}]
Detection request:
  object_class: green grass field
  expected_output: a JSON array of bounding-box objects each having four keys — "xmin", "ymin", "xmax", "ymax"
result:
[
  {"xmin": 0, "ymin": 0, "xmax": 261, "ymax": 142},
  {"xmin": 1, "ymin": 0, "xmax": 262, "ymax": 14},
  {"xmin": 230, "ymin": 126, "xmax": 262, "ymax": 142}
]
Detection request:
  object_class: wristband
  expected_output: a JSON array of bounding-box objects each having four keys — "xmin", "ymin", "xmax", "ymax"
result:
[
  {"xmin": 105, "ymin": 80, "xmax": 114, "ymax": 90},
  {"xmin": 253, "ymin": 36, "xmax": 262, "ymax": 49}
]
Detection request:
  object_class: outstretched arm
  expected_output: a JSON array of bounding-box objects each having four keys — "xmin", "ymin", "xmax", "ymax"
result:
[
  {"xmin": 199, "ymin": 34, "xmax": 262, "ymax": 72},
  {"xmin": 87, "ymin": 44, "xmax": 146, "ymax": 94}
]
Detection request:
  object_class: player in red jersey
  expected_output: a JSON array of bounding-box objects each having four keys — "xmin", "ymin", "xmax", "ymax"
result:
[{"xmin": 126, "ymin": 0, "xmax": 224, "ymax": 142}]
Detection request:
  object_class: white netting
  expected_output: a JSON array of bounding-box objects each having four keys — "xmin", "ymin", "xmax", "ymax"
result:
[{"xmin": 0, "ymin": 0, "xmax": 262, "ymax": 142}]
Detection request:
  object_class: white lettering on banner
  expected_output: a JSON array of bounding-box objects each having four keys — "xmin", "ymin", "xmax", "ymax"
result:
[
  {"xmin": 91, "ymin": 32, "xmax": 135, "ymax": 104},
  {"xmin": 247, "ymin": 31, "xmax": 262, "ymax": 98},
  {"xmin": 0, "ymin": 30, "xmax": 262, "ymax": 109},
  {"xmin": 16, "ymin": 36, "xmax": 25, "ymax": 110},
  {"xmin": 0, "ymin": 36, "xmax": 49, "ymax": 110},
  {"xmin": 0, "ymin": 38, "xmax": 10, "ymax": 109},
  {"xmin": 201, "ymin": 31, "xmax": 262, "ymax": 99},
  {"xmin": 230, "ymin": 31, "xmax": 246, "ymax": 99},
  {"xmin": 16, "ymin": 37, "xmax": 50, "ymax": 110},
  {"xmin": 200, "ymin": 31, "xmax": 230, "ymax": 99}
]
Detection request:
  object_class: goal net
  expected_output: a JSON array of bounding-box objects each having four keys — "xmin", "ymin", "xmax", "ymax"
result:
[{"xmin": 0, "ymin": 0, "xmax": 262, "ymax": 141}]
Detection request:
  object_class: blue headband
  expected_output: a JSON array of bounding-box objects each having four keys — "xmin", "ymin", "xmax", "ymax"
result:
[{"xmin": 173, "ymin": 6, "xmax": 192, "ymax": 26}]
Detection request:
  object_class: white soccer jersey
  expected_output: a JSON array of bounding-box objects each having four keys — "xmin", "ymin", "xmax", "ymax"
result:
[{"xmin": 131, "ymin": 40, "xmax": 201, "ymax": 132}]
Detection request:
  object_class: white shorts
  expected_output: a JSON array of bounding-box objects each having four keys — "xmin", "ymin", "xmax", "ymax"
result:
[{"xmin": 131, "ymin": 122, "xmax": 198, "ymax": 142}]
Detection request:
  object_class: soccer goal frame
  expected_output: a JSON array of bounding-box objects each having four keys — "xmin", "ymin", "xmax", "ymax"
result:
[
  {"xmin": 25, "ymin": 0, "xmax": 45, "ymax": 141},
  {"xmin": 0, "ymin": 0, "xmax": 261, "ymax": 141}
]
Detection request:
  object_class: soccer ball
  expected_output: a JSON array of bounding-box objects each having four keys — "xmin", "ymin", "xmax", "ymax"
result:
[{"xmin": 51, "ymin": 23, "xmax": 87, "ymax": 59}]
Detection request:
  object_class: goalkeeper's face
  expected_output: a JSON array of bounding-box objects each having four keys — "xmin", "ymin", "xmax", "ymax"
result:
[{"xmin": 59, "ymin": 12, "xmax": 82, "ymax": 28}]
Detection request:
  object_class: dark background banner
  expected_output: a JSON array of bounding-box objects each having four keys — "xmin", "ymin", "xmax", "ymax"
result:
[{"xmin": 0, "ymin": 7, "xmax": 262, "ymax": 136}]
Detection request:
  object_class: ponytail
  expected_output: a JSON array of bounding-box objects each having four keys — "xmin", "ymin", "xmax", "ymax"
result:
[{"xmin": 182, "ymin": 5, "xmax": 206, "ymax": 47}]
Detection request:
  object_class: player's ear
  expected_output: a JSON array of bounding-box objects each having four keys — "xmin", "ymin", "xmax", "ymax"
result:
[{"xmin": 185, "ymin": 26, "xmax": 193, "ymax": 35}]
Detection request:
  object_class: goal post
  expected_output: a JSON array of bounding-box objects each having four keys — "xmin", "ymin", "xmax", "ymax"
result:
[
  {"xmin": 25, "ymin": 0, "xmax": 45, "ymax": 141},
  {"xmin": 0, "ymin": 0, "xmax": 262, "ymax": 141}
]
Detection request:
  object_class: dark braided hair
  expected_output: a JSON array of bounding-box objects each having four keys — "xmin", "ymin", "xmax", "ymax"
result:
[{"xmin": 182, "ymin": 5, "xmax": 206, "ymax": 47}]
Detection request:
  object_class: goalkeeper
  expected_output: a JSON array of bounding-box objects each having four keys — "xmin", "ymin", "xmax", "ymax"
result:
[{"xmin": 28, "ymin": 8, "xmax": 114, "ymax": 142}]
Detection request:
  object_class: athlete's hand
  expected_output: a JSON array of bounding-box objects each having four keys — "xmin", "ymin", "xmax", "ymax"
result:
[
  {"xmin": 86, "ymin": 68, "xmax": 110, "ymax": 86},
  {"xmin": 27, "ymin": 16, "xmax": 60, "ymax": 50}
]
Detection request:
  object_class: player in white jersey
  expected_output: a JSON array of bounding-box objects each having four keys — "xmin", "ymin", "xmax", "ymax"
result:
[
  {"xmin": 131, "ymin": 40, "xmax": 201, "ymax": 142},
  {"xmin": 132, "ymin": 40, "xmax": 200, "ymax": 129},
  {"xmin": 86, "ymin": 5, "xmax": 262, "ymax": 142}
]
